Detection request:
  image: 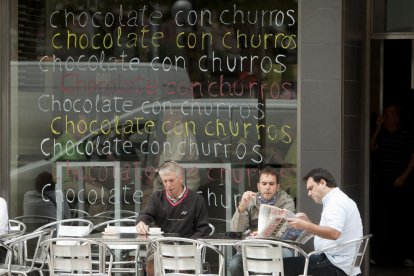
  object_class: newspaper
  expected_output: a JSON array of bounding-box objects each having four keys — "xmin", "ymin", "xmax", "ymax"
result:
[{"xmin": 256, "ymin": 204, "xmax": 313, "ymax": 244}]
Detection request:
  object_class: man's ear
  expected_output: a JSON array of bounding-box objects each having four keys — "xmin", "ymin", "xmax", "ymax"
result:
[{"xmin": 319, "ymin": 179, "xmax": 327, "ymax": 187}]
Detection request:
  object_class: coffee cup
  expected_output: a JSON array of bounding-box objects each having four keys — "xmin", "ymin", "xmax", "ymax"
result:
[
  {"xmin": 104, "ymin": 226, "xmax": 119, "ymax": 234},
  {"xmin": 149, "ymin": 227, "xmax": 161, "ymax": 234}
]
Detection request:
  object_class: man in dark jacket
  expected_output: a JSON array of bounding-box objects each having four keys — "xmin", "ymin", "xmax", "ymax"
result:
[{"xmin": 136, "ymin": 161, "xmax": 209, "ymax": 276}]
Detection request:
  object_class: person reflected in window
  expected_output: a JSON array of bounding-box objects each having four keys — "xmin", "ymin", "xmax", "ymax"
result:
[
  {"xmin": 370, "ymin": 104, "xmax": 414, "ymax": 265},
  {"xmin": 135, "ymin": 161, "xmax": 209, "ymax": 276},
  {"xmin": 23, "ymin": 171, "xmax": 71, "ymax": 219},
  {"xmin": 53, "ymin": 114, "xmax": 110, "ymax": 216},
  {"xmin": 283, "ymin": 168, "xmax": 363, "ymax": 276},
  {"xmin": 229, "ymin": 166, "xmax": 295, "ymax": 276}
]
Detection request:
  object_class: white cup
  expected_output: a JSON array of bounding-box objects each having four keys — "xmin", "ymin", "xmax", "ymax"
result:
[{"xmin": 149, "ymin": 227, "xmax": 161, "ymax": 234}]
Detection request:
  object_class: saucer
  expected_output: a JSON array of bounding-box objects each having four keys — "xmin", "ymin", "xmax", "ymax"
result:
[
  {"xmin": 148, "ymin": 231, "xmax": 164, "ymax": 236},
  {"xmin": 102, "ymin": 231, "xmax": 119, "ymax": 236}
]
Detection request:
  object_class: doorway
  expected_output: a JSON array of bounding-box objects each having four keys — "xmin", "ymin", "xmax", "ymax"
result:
[{"xmin": 369, "ymin": 39, "xmax": 414, "ymax": 266}]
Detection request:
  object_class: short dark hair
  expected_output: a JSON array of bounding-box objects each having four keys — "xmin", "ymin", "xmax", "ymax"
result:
[
  {"xmin": 35, "ymin": 171, "xmax": 55, "ymax": 193},
  {"xmin": 259, "ymin": 166, "xmax": 280, "ymax": 184},
  {"xmin": 303, "ymin": 168, "xmax": 337, "ymax": 188}
]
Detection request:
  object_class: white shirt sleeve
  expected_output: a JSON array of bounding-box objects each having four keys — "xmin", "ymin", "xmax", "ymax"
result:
[{"xmin": 0, "ymin": 197, "xmax": 9, "ymax": 234}]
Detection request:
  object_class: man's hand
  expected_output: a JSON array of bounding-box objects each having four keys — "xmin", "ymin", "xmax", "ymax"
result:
[
  {"xmin": 287, "ymin": 213, "xmax": 312, "ymax": 231},
  {"xmin": 287, "ymin": 217, "xmax": 309, "ymax": 230},
  {"xmin": 394, "ymin": 175, "xmax": 407, "ymax": 187},
  {"xmin": 375, "ymin": 115, "xmax": 384, "ymax": 130},
  {"xmin": 238, "ymin": 191, "xmax": 257, "ymax": 213},
  {"xmin": 136, "ymin": 221, "xmax": 149, "ymax": 235}
]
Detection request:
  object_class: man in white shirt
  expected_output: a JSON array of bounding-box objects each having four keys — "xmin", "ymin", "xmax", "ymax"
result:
[
  {"xmin": 0, "ymin": 196, "xmax": 9, "ymax": 263},
  {"xmin": 284, "ymin": 168, "xmax": 363, "ymax": 276}
]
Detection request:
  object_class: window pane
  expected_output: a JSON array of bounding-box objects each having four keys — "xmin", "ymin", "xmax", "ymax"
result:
[
  {"xmin": 10, "ymin": 0, "xmax": 298, "ymax": 224},
  {"xmin": 373, "ymin": 0, "xmax": 414, "ymax": 33}
]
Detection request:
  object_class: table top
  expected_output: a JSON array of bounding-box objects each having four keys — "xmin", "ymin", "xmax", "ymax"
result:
[{"xmin": 86, "ymin": 232, "xmax": 242, "ymax": 246}]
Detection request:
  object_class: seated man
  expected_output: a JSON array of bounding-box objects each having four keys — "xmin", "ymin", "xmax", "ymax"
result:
[
  {"xmin": 135, "ymin": 161, "xmax": 210, "ymax": 276},
  {"xmin": 53, "ymin": 114, "xmax": 110, "ymax": 216},
  {"xmin": 229, "ymin": 166, "xmax": 296, "ymax": 276},
  {"xmin": 284, "ymin": 168, "xmax": 363, "ymax": 276}
]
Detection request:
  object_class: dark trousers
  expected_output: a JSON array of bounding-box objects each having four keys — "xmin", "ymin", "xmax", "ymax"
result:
[{"xmin": 283, "ymin": 253, "xmax": 348, "ymax": 276}]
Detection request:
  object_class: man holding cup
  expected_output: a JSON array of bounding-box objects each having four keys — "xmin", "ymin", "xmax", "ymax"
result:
[
  {"xmin": 229, "ymin": 166, "xmax": 296, "ymax": 275},
  {"xmin": 135, "ymin": 161, "xmax": 210, "ymax": 276}
]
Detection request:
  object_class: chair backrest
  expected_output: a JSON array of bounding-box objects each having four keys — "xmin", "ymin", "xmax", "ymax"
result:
[
  {"xmin": 153, "ymin": 237, "xmax": 225, "ymax": 276},
  {"xmin": 34, "ymin": 218, "xmax": 94, "ymax": 246},
  {"xmin": 350, "ymin": 234, "xmax": 372, "ymax": 272},
  {"xmin": 9, "ymin": 219, "xmax": 27, "ymax": 234},
  {"xmin": 35, "ymin": 218, "xmax": 94, "ymax": 237},
  {"xmin": 305, "ymin": 234, "xmax": 373, "ymax": 276},
  {"xmin": 235, "ymin": 238, "xmax": 308, "ymax": 276},
  {"xmin": 13, "ymin": 215, "xmax": 57, "ymax": 233},
  {"xmin": 40, "ymin": 237, "xmax": 114, "ymax": 276}
]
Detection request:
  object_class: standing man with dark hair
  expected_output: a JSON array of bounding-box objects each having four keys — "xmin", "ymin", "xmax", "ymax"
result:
[
  {"xmin": 370, "ymin": 104, "xmax": 414, "ymax": 265},
  {"xmin": 229, "ymin": 166, "xmax": 295, "ymax": 276},
  {"xmin": 135, "ymin": 161, "xmax": 209, "ymax": 276},
  {"xmin": 284, "ymin": 168, "xmax": 363, "ymax": 276}
]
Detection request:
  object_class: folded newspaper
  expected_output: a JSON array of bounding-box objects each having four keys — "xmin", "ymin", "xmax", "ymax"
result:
[{"xmin": 256, "ymin": 204, "xmax": 313, "ymax": 244}]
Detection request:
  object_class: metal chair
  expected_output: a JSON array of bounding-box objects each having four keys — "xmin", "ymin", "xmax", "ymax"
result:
[
  {"xmin": 31, "ymin": 218, "xmax": 94, "ymax": 272},
  {"xmin": 234, "ymin": 238, "xmax": 308, "ymax": 276},
  {"xmin": 40, "ymin": 237, "xmax": 114, "ymax": 276},
  {"xmin": 92, "ymin": 218, "xmax": 142, "ymax": 274},
  {"xmin": 303, "ymin": 234, "xmax": 373, "ymax": 276},
  {"xmin": 0, "ymin": 228, "xmax": 53, "ymax": 276},
  {"xmin": 152, "ymin": 236, "xmax": 225, "ymax": 276}
]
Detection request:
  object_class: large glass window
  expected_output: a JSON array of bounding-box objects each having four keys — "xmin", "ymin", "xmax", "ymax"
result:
[
  {"xmin": 10, "ymin": 0, "xmax": 298, "ymax": 224},
  {"xmin": 373, "ymin": 0, "xmax": 414, "ymax": 33}
]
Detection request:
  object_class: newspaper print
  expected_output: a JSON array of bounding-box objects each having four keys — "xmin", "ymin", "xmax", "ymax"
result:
[{"xmin": 257, "ymin": 204, "xmax": 313, "ymax": 244}]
